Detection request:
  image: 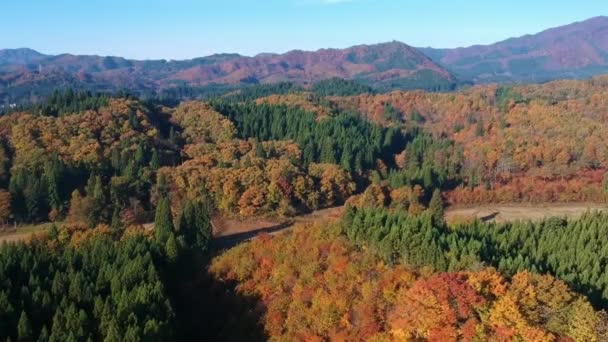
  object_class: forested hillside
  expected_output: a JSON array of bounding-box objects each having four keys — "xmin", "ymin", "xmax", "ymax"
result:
[
  {"xmin": 211, "ymin": 220, "xmax": 608, "ymax": 341},
  {"xmin": 2, "ymin": 79, "xmax": 608, "ymax": 340}
]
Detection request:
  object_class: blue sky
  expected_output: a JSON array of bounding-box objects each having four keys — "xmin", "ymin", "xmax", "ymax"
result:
[{"xmin": 1, "ymin": 0, "xmax": 607, "ymax": 60}]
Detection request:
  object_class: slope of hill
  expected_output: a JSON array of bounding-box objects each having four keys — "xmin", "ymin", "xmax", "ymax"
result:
[
  {"xmin": 0, "ymin": 42, "xmax": 455, "ymax": 104},
  {"xmin": 421, "ymin": 16, "xmax": 608, "ymax": 83}
]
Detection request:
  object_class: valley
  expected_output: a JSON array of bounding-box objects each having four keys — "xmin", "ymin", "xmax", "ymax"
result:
[{"xmin": 3, "ymin": 10, "xmax": 608, "ymax": 341}]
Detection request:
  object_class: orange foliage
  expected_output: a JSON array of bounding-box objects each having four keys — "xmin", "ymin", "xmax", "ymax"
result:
[
  {"xmin": 332, "ymin": 76, "xmax": 608, "ymax": 203},
  {"xmin": 445, "ymin": 170, "xmax": 605, "ymax": 205},
  {"xmin": 210, "ymin": 222, "xmax": 605, "ymax": 341}
]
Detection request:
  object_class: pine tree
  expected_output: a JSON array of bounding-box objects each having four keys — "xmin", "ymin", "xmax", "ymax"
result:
[
  {"xmin": 168, "ymin": 127, "xmax": 177, "ymax": 145},
  {"xmin": 111, "ymin": 206, "xmax": 121, "ymax": 231},
  {"xmin": 134, "ymin": 141, "xmax": 146, "ymax": 168},
  {"xmin": 38, "ymin": 326, "xmax": 49, "ymax": 342},
  {"xmin": 254, "ymin": 140, "xmax": 265, "ymax": 158},
  {"xmin": 195, "ymin": 203, "xmax": 211, "ymax": 250},
  {"xmin": 87, "ymin": 175, "xmax": 106, "ymax": 227},
  {"xmin": 17, "ymin": 311, "xmax": 32, "ymax": 341},
  {"xmin": 154, "ymin": 176, "xmax": 173, "ymax": 245},
  {"xmin": 165, "ymin": 233, "xmax": 179, "ymax": 262},
  {"xmin": 428, "ymin": 189, "xmax": 444, "ymax": 224},
  {"xmin": 150, "ymin": 149, "xmax": 160, "ymax": 170}
]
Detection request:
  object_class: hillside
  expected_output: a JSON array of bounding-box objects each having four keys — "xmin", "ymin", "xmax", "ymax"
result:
[
  {"xmin": 0, "ymin": 42, "xmax": 455, "ymax": 104},
  {"xmin": 421, "ymin": 16, "xmax": 608, "ymax": 83},
  {"xmin": 210, "ymin": 219, "xmax": 608, "ymax": 341},
  {"xmin": 1, "ymin": 77, "xmax": 608, "ymax": 340}
]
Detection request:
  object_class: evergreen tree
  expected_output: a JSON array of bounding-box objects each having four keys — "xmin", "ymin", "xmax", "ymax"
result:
[
  {"xmin": 428, "ymin": 189, "xmax": 444, "ymax": 224},
  {"xmin": 17, "ymin": 311, "xmax": 32, "ymax": 341},
  {"xmin": 150, "ymin": 149, "xmax": 160, "ymax": 170},
  {"xmin": 165, "ymin": 233, "xmax": 179, "ymax": 262},
  {"xmin": 168, "ymin": 127, "xmax": 177, "ymax": 145},
  {"xmin": 154, "ymin": 176, "xmax": 174, "ymax": 245},
  {"xmin": 111, "ymin": 206, "xmax": 121, "ymax": 231},
  {"xmin": 254, "ymin": 140, "xmax": 265, "ymax": 158}
]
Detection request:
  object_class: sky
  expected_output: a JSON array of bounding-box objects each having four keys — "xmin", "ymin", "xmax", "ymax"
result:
[{"xmin": 1, "ymin": 0, "xmax": 607, "ymax": 60}]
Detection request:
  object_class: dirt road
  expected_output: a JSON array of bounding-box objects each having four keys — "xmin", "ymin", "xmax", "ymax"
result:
[
  {"xmin": 211, "ymin": 206, "xmax": 344, "ymax": 249},
  {"xmin": 445, "ymin": 203, "xmax": 606, "ymax": 224}
]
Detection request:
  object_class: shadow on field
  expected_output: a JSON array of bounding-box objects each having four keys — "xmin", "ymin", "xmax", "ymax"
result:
[{"xmin": 212, "ymin": 220, "xmax": 294, "ymax": 250}]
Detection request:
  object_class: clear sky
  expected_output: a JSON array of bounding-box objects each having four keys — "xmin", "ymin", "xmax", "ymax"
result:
[{"xmin": 2, "ymin": 0, "xmax": 607, "ymax": 60}]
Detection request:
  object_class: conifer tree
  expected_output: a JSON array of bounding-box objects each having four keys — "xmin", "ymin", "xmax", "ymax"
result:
[
  {"xmin": 154, "ymin": 175, "xmax": 173, "ymax": 244},
  {"xmin": 17, "ymin": 311, "xmax": 31, "ymax": 341},
  {"xmin": 428, "ymin": 189, "xmax": 444, "ymax": 224}
]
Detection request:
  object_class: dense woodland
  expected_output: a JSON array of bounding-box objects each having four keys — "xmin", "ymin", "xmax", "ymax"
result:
[
  {"xmin": 211, "ymin": 221, "xmax": 608, "ymax": 341},
  {"xmin": 2, "ymin": 78, "xmax": 608, "ymax": 340}
]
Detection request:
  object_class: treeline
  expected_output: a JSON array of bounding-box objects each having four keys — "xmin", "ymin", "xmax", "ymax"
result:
[
  {"xmin": 343, "ymin": 206, "xmax": 608, "ymax": 309},
  {"xmin": 222, "ymin": 82, "xmax": 301, "ymax": 102},
  {"xmin": 311, "ymin": 77, "xmax": 374, "ymax": 97},
  {"xmin": 212, "ymin": 101, "xmax": 405, "ymax": 172},
  {"xmin": 1, "ymin": 88, "xmax": 112, "ymax": 117}
]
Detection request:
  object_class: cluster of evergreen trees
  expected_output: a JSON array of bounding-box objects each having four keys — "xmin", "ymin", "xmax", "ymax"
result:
[
  {"xmin": 153, "ymin": 175, "xmax": 212, "ymax": 261},
  {"xmin": 343, "ymin": 206, "xmax": 608, "ymax": 309},
  {"xmin": 311, "ymin": 78, "xmax": 374, "ymax": 97},
  {"xmin": 386, "ymin": 131, "xmax": 463, "ymax": 193},
  {"xmin": 223, "ymin": 82, "xmax": 300, "ymax": 102},
  {"xmin": 0, "ymin": 174, "xmax": 213, "ymax": 341},
  {"xmin": 212, "ymin": 101, "xmax": 405, "ymax": 172},
  {"xmin": 33, "ymin": 88, "xmax": 110, "ymax": 117},
  {"xmin": 8, "ymin": 137, "xmax": 163, "ymax": 225},
  {"xmin": 9, "ymin": 156, "xmax": 87, "ymax": 223},
  {"xmin": 0, "ymin": 231, "xmax": 174, "ymax": 341}
]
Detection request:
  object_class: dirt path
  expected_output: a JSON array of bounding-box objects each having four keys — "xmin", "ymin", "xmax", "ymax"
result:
[
  {"xmin": 445, "ymin": 203, "xmax": 606, "ymax": 224},
  {"xmin": 211, "ymin": 206, "xmax": 344, "ymax": 249}
]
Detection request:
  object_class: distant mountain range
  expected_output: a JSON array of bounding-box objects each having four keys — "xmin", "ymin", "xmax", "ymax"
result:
[
  {"xmin": 1, "ymin": 16, "xmax": 608, "ymax": 103},
  {"xmin": 421, "ymin": 16, "xmax": 608, "ymax": 83}
]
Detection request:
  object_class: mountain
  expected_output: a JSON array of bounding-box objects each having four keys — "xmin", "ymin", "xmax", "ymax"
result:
[
  {"xmin": 0, "ymin": 42, "xmax": 455, "ymax": 103},
  {"xmin": 420, "ymin": 16, "xmax": 608, "ymax": 83},
  {"xmin": 0, "ymin": 48, "xmax": 47, "ymax": 66}
]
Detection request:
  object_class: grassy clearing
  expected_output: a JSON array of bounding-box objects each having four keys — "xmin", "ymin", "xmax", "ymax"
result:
[
  {"xmin": 445, "ymin": 203, "xmax": 606, "ymax": 225},
  {"xmin": 0, "ymin": 222, "xmax": 54, "ymax": 243}
]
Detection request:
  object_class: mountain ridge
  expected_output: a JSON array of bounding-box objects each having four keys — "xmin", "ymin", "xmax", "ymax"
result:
[
  {"xmin": 420, "ymin": 16, "xmax": 608, "ymax": 82},
  {"xmin": 0, "ymin": 41, "xmax": 456, "ymax": 103},
  {"xmin": 3, "ymin": 16, "xmax": 608, "ymax": 103}
]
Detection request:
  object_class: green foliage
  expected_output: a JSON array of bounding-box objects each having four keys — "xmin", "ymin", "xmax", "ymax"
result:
[
  {"xmin": 33, "ymin": 88, "xmax": 110, "ymax": 117},
  {"xmin": 343, "ymin": 208, "xmax": 608, "ymax": 309},
  {"xmin": 178, "ymin": 199, "xmax": 212, "ymax": 252},
  {"xmin": 495, "ymin": 86, "xmax": 529, "ymax": 112},
  {"xmin": 388, "ymin": 131, "xmax": 462, "ymax": 191},
  {"xmin": 0, "ymin": 232, "xmax": 175, "ymax": 341},
  {"xmin": 224, "ymin": 82, "xmax": 301, "ymax": 102},
  {"xmin": 428, "ymin": 189, "xmax": 443, "ymax": 223},
  {"xmin": 154, "ymin": 196, "xmax": 174, "ymax": 245},
  {"xmin": 383, "ymin": 103, "xmax": 401, "ymax": 123},
  {"xmin": 17, "ymin": 311, "xmax": 32, "ymax": 341},
  {"xmin": 212, "ymin": 101, "xmax": 405, "ymax": 172},
  {"xmin": 311, "ymin": 78, "xmax": 373, "ymax": 97}
]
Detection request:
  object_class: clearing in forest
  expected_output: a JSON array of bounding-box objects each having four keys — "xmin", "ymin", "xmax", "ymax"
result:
[{"xmin": 445, "ymin": 203, "xmax": 606, "ymax": 224}]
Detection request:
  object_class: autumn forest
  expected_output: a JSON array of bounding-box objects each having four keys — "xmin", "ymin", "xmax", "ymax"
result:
[{"xmin": 0, "ymin": 72, "xmax": 606, "ymax": 341}]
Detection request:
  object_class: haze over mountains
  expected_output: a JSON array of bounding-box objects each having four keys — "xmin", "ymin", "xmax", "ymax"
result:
[{"xmin": 1, "ymin": 16, "xmax": 608, "ymax": 103}]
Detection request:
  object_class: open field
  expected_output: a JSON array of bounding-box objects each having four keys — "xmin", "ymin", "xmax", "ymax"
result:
[
  {"xmin": 0, "ymin": 223, "xmax": 53, "ymax": 244},
  {"xmin": 445, "ymin": 203, "xmax": 606, "ymax": 224}
]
